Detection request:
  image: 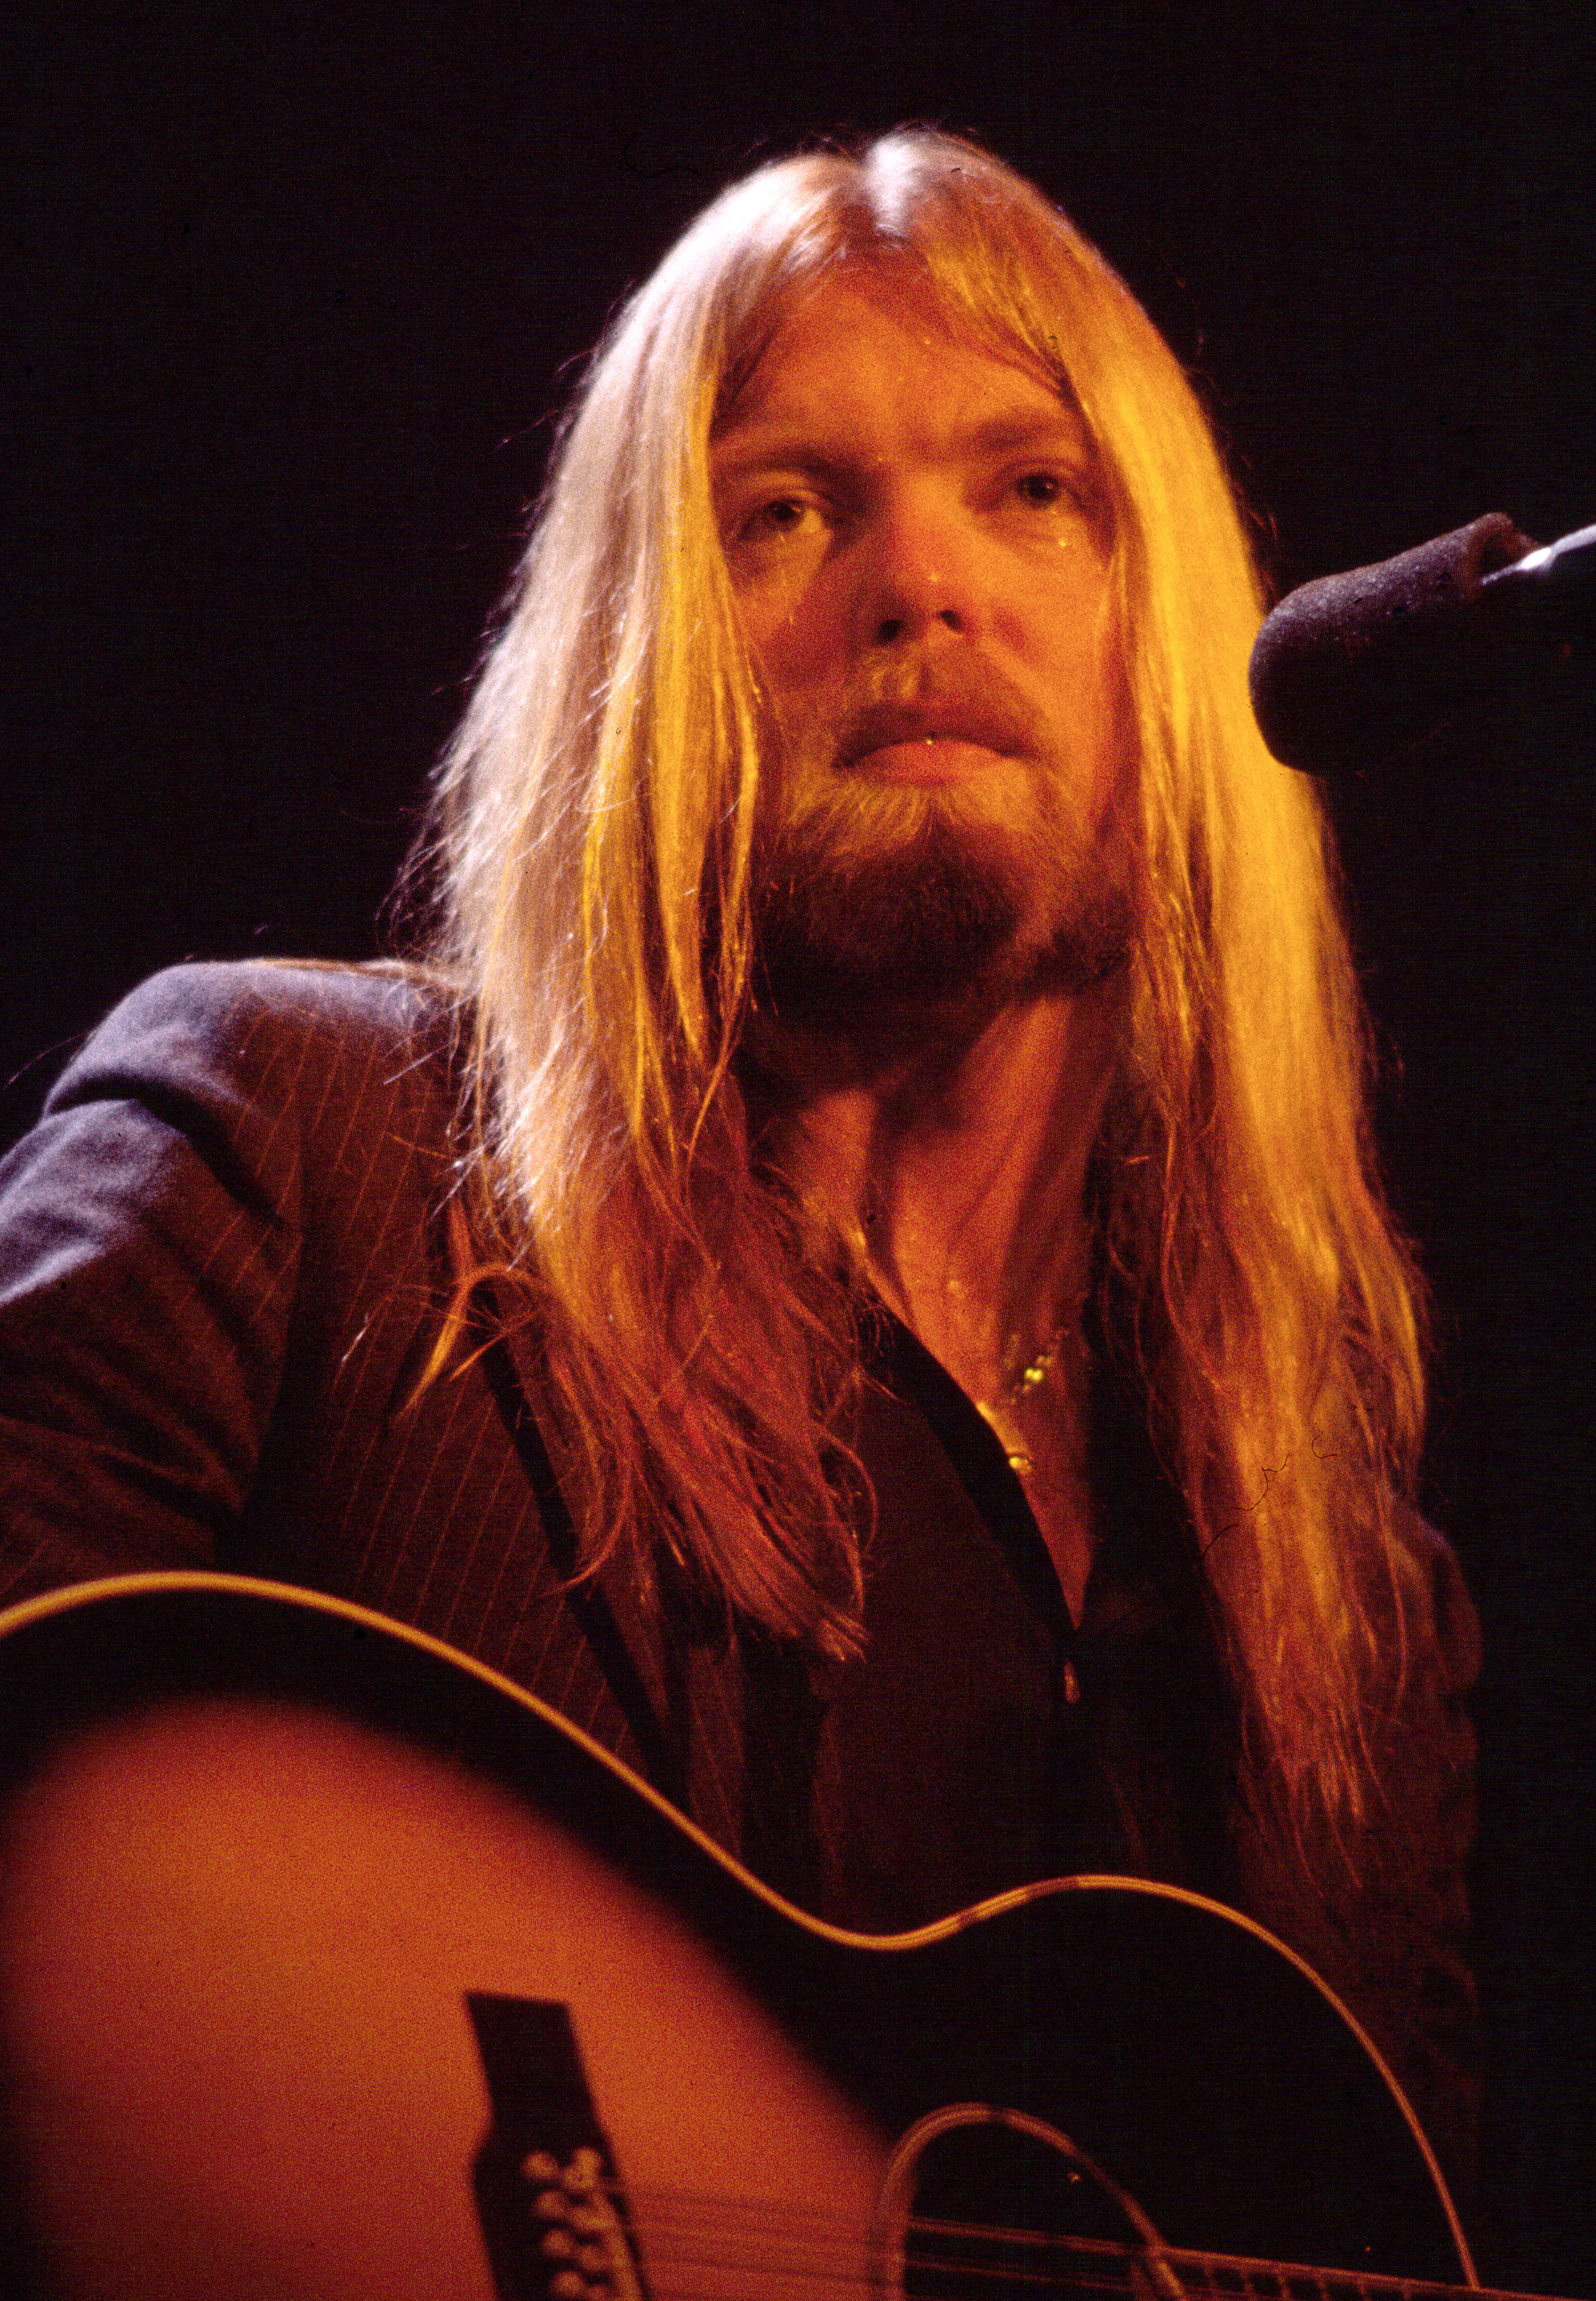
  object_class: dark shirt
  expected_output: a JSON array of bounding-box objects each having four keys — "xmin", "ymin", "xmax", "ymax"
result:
[
  {"xmin": 787, "ymin": 1319, "xmax": 1239, "ymax": 1931},
  {"xmin": 0, "ymin": 960, "xmax": 1480, "ymax": 2192}
]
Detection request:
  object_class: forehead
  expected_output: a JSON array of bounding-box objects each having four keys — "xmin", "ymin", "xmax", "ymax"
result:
[{"xmin": 713, "ymin": 265, "xmax": 1082, "ymax": 454}]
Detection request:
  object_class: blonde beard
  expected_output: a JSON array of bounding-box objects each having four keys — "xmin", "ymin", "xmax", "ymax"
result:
[{"xmin": 752, "ymin": 757, "xmax": 1133, "ymax": 1030}]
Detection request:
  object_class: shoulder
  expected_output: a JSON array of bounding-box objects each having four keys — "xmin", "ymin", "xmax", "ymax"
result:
[
  {"xmin": 52, "ymin": 958, "xmax": 453, "ymax": 1091},
  {"xmin": 45, "ymin": 960, "xmax": 460, "ymax": 1145},
  {"xmin": 21, "ymin": 960, "xmax": 467, "ymax": 1244}
]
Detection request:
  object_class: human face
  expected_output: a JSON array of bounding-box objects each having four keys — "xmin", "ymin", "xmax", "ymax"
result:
[{"xmin": 711, "ymin": 265, "xmax": 1130, "ymax": 1020}]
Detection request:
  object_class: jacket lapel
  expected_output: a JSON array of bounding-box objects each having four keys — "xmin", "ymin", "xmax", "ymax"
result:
[{"xmin": 483, "ymin": 1286, "xmax": 752, "ymax": 1851}]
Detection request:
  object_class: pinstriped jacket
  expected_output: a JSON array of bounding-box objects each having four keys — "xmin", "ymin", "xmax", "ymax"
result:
[{"xmin": 0, "ymin": 960, "xmax": 1481, "ymax": 2192}]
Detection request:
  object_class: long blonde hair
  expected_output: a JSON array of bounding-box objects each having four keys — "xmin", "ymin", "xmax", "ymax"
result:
[{"xmin": 418, "ymin": 130, "xmax": 1428, "ymax": 1833}]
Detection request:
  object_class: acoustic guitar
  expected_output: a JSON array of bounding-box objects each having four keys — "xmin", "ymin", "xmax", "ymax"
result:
[{"xmin": 0, "ymin": 1573, "xmax": 1539, "ymax": 2301}]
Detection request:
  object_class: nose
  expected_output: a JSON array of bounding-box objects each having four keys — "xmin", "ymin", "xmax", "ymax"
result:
[{"xmin": 854, "ymin": 486, "xmax": 983, "ymax": 651}]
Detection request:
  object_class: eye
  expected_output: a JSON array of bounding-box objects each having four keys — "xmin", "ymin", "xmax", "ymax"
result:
[
  {"xmin": 740, "ymin": 495, "xmax": 818, "ymax": 541},
  {"xmin": 722, "ymin": 487, "xmax": 835, "ymax": 579},
  {"xmin": 1013, "ymin": 469, "xmax": 1078, "ymax": 510}
]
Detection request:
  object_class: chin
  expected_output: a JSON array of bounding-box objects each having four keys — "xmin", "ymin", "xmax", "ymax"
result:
[{"xmin": 751, "ymin": 790, "xmax": 1132, "ymax": 1029}]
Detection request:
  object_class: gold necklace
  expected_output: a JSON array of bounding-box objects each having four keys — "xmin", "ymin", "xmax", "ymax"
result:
[
  {"xmin": 1005, "ymin": 1323, "xmax": 1073, "ymax": 1407},
  {"xmin": 982, "ymin": 1297, "xmax": 1090, "ymax": 1476}
]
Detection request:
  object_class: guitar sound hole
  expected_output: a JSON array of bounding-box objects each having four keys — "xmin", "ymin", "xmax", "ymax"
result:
[{"xmin": 903, "ymin": 2125, "xmax": 1153, "ymax": 2301}]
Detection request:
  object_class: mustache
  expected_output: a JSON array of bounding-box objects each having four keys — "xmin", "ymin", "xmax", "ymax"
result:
[{"xmin": 805, "ymin": 664, "xmax": 1046, "ymax": 773}]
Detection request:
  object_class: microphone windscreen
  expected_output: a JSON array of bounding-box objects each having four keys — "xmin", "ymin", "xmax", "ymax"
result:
[{"xmin": 1248, "ymin": 512, "xmax": 1535, "ymax": 773}]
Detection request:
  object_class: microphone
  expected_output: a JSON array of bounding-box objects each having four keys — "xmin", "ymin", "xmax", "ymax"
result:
[{"xmin": 1248, "ymin": 511, "xmax": 1596, "ymax": 774}]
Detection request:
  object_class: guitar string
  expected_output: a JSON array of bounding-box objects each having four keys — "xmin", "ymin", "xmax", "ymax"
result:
[
  {"xmin": 610, "ymin": 2175, "xmax": 1290, "ymax": 2267},
  {"xmin": 589, "ymin": 2189, "xmax": 1531, "ymax": 2301},
  {"xmin": 632, "ymin": 2255, "xmax": 1150, "ymax": 2297},
  {"xmin": 626, "ymin": 2204, "xmax": 1150, "ymax": 2270},
  {"xmin": 628, "ymin": 2274, "xmax": 1146, "ymax": 2300},
  {"xmin": 576, "ymin": 2179, "xmax": 1446, "ymax": 2301},
  {"xmin": 631, "ymin": 2235, "xmax": 1261, "ymax": 2289},
  {"xmin": 632, "ymin": 2265, "xmax": 1353, "ymax": 2301},
  {"xmin": 581, "ymin": 2186, "xmax": 1147, "ymax": 2293},
  {"xmin": 631, "ymin": 2253, "xmax": 1483, "ymax": 2301}
]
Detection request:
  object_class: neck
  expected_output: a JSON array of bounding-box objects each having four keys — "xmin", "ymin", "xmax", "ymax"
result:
[
  {"xmin": 757, "ymin": 983, "xmax": 1117, "ymax": 1405},
  {"xmin": 754, "ymin": 984, "xmax": 1117, "ymax": 1626}
]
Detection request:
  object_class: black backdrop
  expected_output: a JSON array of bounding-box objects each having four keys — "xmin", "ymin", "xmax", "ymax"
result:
[{"xmin": 4, "ymin": 4, "xmax": 1592, "ymax": 2289}]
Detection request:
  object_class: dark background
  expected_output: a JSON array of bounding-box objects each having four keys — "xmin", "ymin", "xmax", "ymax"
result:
[{"xmin": 4, "ymin": 3, "xmax": 1592, "ymax": 2289}]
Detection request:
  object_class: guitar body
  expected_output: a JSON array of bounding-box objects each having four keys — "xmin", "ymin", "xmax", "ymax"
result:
[{"xmin": 0, "ymin": 1576, "xmax": 1471, "ymax": 2301}]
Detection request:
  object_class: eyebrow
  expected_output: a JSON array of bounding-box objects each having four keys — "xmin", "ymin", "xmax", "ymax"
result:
[{"xmin": 960, "ymin": 408, "xmax": 1092, "ymax": 456}]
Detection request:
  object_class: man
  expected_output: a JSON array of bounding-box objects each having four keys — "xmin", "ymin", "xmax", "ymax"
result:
[{"xmin": 0, "ymin": 131, "xmax": 1477, "ymax": 2189}]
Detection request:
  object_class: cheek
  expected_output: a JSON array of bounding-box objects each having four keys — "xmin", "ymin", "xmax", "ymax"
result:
[
  {"xmin": 737, "ymin": 581, "xmax": 837, "ymax": 697},
  {"xmin": 1000, "ymin": 532, "xmax": 1113, "ymax": 658}
]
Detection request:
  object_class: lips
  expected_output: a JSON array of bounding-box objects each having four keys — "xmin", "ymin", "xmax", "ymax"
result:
[{"xmin": 838, "ymin": 697, "xmax": 1028, "ymax": 769}]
